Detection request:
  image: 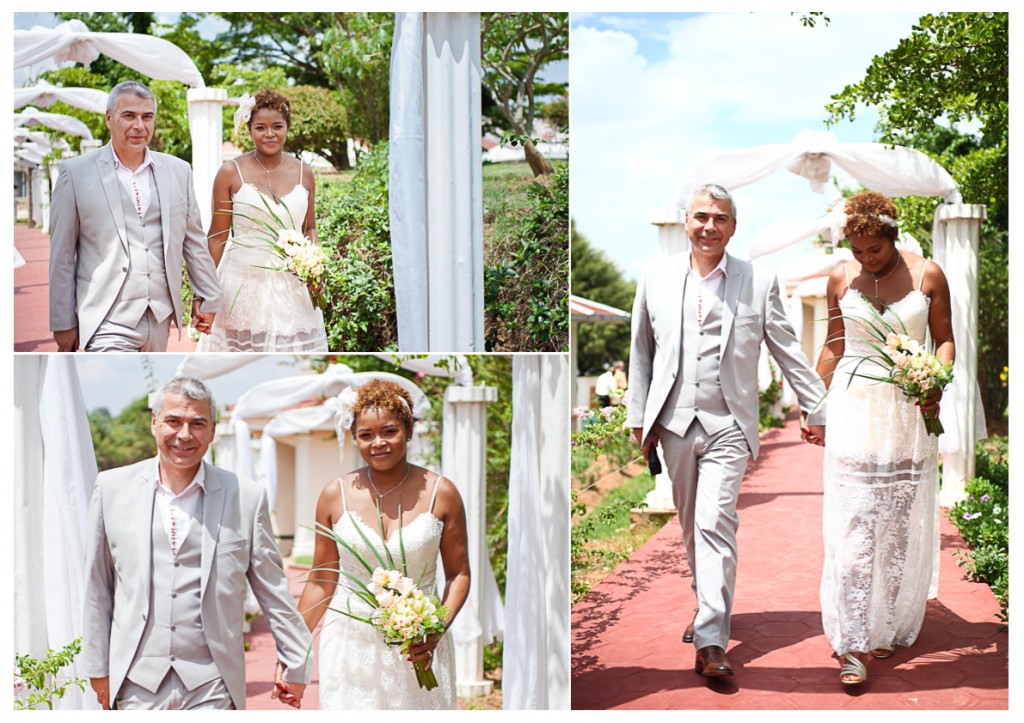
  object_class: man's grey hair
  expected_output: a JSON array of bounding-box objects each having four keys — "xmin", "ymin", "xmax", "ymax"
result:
[
  {"xmin": 106, "ymin": 80, "xmax": 157, "ymax": 114},
  {"xmin": 152, "ymin": 376, "xmax": 216, "ymax": 418},
  {"xmin": 686, "ymin": 183, "xmax": 736, "ymax": 218}
]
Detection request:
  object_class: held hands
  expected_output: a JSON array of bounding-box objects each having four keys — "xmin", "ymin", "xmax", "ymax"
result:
[
  {"xmin": 271, "ymin": 661, "xmax": 306, "ymax": 709},
  {"xmin": 191, "ymin": 299, "xmax": 216, "ymax": 335},
  {"xmin": 90, "ymin": 676, "xmax": 111, "ymax": 710},
  {"xmin": 800, "ymin": 413, "xmax": 826, "ymax": 447},
  {"xmin": 53, "ymin": 327, "xmax": 80, "ymax": 352}
]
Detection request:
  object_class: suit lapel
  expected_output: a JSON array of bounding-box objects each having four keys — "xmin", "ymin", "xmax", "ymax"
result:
[
  {"xmin": 666, "ymin": 254, "xmax": 687, "ymax": 368},
  {"xmin": 719, "ymin": 254, "xmax": 742, "ymax": 354},
  {"xmin": 151, "ymin": 154, "xmax": 172, "ymax": 257},
  {"xmin": 137, "ymin": 459, "xmax": 159, "ymax": 599},
  {"xmin": 97, "ymin": 145, "xmax": 129, "ymax": 254},
  {"xmin": 200, "ymin": 462, "xmax": 225, "ymax": 602}
]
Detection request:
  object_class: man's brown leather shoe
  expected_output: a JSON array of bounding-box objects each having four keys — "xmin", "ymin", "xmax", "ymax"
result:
[
  {"xmin": 681, "ymin": 608, "xmax": 699, "ymax": 644},
  {"xmin": 695, "ymin": 645, "xmax": 734, "ymax": 677}
]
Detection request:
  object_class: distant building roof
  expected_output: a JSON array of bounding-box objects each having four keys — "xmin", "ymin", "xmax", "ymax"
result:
[{"xmin": 571, "ymin": 295, "xmax": 630, "ymax": 323}]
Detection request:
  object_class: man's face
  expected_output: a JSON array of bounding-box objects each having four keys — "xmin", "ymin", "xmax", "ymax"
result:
[
  {"xmin": 105, "ymin": 94, "xmax": 155, "ymax": 158},
  {"xmin": 685, "ymin": 194, "xmax": 737, "ymax": 263},
  {"xmin": 151, "ymin": 393, "xmax": 215, "ymax": 473}
]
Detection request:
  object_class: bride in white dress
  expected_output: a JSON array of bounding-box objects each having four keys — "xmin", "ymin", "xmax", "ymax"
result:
[
  {"xmin": 197, "ymin": 89, "xmax": 328, "ymax": 352},
  {"xmin": 294, "ymin": 378, "xmax": 469, "ymax": 709},
  {"xmin": 814, "ymin": 191, "xmax": 955, "ymax": 686}
]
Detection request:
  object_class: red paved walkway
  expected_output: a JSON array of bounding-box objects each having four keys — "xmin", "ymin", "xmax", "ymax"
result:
[
  {"xmin": 14, "ymin": 225, "xmax": 196, "ymax": 352},
  {"xmin": 571, "ymin": 414, "xmax": 1007, "ymax": 709}
]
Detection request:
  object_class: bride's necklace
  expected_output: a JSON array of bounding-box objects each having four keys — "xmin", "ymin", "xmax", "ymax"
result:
[
  {"xmin": 868, "ymin": 252, "xmax": 903, "ymax": 298},
  {"xmin": 252, "ymin": 150, "xmax": 283, "ymax": 188},
  {"xmin": 367, "ymin": 463, "xmax": 411, "ymax": 499}
]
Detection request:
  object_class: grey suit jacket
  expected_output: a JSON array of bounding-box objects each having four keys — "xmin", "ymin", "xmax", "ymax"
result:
[
  {"xmin": 81, "ymin": 459, "xmax": 311, "ymax": 710},
  {"xmin": 48, "ymin": 143, "xmax": 221, "ymax": 347},
  {"xmin": 627, "ymin": 252, "xmax": 826, "ymax": 459}
]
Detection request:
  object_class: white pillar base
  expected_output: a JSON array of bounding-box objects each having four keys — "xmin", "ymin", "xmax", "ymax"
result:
[
  {"xmin": 642, "ymin": 472, "xmax": 676, "ymax": 513},
  {"xmin": 456, "ymin": 679, "xmax": 494, "ymax": 697}
]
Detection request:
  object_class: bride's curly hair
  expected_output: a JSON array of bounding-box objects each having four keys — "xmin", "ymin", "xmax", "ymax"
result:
[
  {"xmin": 249, "ymin": 88, "xmax": 291, "ymax": 128},
  {"xmin": 843, "ymin": 191, "xmax": 899, "ymax": 243},
  {"xmin": 351, "ymin": 379, "xmax": 415, "ymax": 434}
]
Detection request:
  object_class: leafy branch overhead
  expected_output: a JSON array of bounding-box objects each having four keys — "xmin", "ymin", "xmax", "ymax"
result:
[{"xmin": 481, "ymin": 12, "xmax": 568, "ymax": 176}]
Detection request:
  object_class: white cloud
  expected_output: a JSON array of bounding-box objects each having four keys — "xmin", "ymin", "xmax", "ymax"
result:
[{"xmin": 571, "ymin": 11, "xmax": 922, "ymax": 282}]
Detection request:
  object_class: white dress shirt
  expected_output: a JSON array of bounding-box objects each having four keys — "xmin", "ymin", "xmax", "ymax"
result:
[
  {"xmin": 111, "ymin": 147, "xmax": 156, "ymax": 219},
  {"xmin": 154, "ymin": 464, "xmax": 206, "ymax": 555},
  {"xmin": 687, "ymin": 253, "xmax": 728, "ymax": 324}
]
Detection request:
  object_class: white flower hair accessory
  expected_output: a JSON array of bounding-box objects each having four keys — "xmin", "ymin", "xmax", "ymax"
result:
[
  {"xmin": 233, "ymin": 93, "xmax": 255, "ymax": 135},
  {"xmin": 334, "ymin": 386, "xmax": 359, "ymax": 439},
  {"xmin": 827, "ymin": 203, "xmax": 848, "ymax": 247},
  {"xmin": 876, "ymin": 214, "xmax": 897, "ymax": 227}
]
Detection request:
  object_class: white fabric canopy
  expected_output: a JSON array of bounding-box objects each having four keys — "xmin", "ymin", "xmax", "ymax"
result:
[
  {"xmin": 504, "ymin": 355, "xmax": 570, "ymax": 709},
  {"xmin": 14, "ymin": 19, "xmax": 204, "ymax": 88},
  {"xmin": 673, "ymin": 129, "xmax": 961, "ymax": 207},
  {"xmin": 13, "ymin": 356, "xmax": 100, "ymax": 710},
  {"xmin": 14, "ymin": 79, "xmax": 109, "ymax": 114},
  {"xmin": 750, "ymin": 208, "xmax": 925, "ymax": 260},
  {"xmin": 175, "ymin": 353, "xmax": 264, "ymax": 381},
  {"xmin": 14, "ymin": 107, "xmax": 94, "ymax": 139}
]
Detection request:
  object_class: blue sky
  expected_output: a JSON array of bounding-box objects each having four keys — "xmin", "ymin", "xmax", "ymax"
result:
[
  {"xmin": 570, "ymin": 11, "xmax": 926, "ymax": 283},
  {"xmin": 74, "ymin": 355, "xmax": 319, "ymax": 416}
]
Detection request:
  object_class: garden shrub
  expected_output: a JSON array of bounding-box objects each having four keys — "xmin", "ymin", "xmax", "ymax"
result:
[
  {"xmin": 484, "ymin": 161, "xmax": 569, "ymax": 351},
  {"xmin": 316, "ymin": 143, "xmax": 398, "ymax": 351}
]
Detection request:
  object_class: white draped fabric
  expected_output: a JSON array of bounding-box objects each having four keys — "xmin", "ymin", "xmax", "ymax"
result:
[
  {"xmin": 672, "ymin": 129, "xmax": 961, "ymax": 207},
  {"xmin": 14, "ymin": 107, "xmax": 94, "ymax": 139},
  {"xmin": 14, "ymin": 19, "xmax": 204, "ymax": 88},
  {"xmin": 175, "ymin": 353, "xmax": 263, "ymax": 380},
  {"xmin": 389, "ymin": 12, "xmax": 484, "ymax": 351},
  {"xmin": 14, "ymin": 80, "xmax": 109, "ymax": 114},
  {"xmin": 13, "ymin": 356, "xmax": 100, "ymax": 710},
  {"xmin": 504, "ymin": 355, "xmax": 570, "ymax": 710}
]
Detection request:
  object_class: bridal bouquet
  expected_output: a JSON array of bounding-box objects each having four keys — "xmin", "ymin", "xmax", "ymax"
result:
[
  {"xmin": 312, "ymin": 506, "xmax": 450, "ymax": 691},
  {"xmin": 841, "ymin": 310, "xmax": 954, "ymax": 436},
  {"xmin": 227, "ymin": 195, "xmax": 329, "ymax": 310}
]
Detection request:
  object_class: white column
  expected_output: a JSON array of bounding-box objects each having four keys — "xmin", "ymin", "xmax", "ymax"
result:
[
  {"xmin": 649, "ymin": 208, "xmax": 689, "ymax": 257},
  {"xmin": 570, "ymin": 319, "xmax": 580, "ymax": 416},
  {"xmin": 390, "ymin": 13, "xmax": 484, "ymax": 351},
  {"xmin": 442, "ymin": 384, "xmax": 497, "ymax": 697},
  {"xmin": 642, "ymin": 209, "xmax": 687, "ymax": 512},
  {"xmin": 290, "ymin": 433, "xmax": 315, "ymax": 558},
  {"xmin": 938, "ymin": 204, "xmax": 986, "ymax": 506},
  {"xmin": 505, "ymin": 355, "xmax": 570, "ymax": 709},
  {"xmin": 186, "ymin": 87, "xmax": 227, "ymax": 232}
]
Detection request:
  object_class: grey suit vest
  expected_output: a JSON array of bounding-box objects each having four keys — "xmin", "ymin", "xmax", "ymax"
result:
[
  {"xmin": 657, "ymin": 277, "xmax": 732, "ymax": 437},
  {"xmin": 107, "ymin": 180, "xmax": 174, "ymax": 327},
  {"xmin": 126, "ymin": 496, "xmax": 219, "ymax": 692}
]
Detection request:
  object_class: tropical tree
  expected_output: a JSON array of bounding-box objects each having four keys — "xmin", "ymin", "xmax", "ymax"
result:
[
  {"xmin": 825, "ymin": 11, "xmax": 1008, "ymax": 423},
  {"xmin": 481, "ymin": 12, "xmax": 569, "ymax": 176},
  {"xmin": 570, "ymin": 226, "xmax": 636, "ymax": 375}
]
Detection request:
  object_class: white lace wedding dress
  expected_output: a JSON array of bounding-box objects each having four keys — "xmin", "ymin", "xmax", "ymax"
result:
[
  {"xmin": 318, "ymin": 478, "xmax": 457, "ymax": 710},
  {"xmin": 820, "ymin": 265, "xmax": 940, "ymax": 656},
  {"xmin": 197, "ymin": 160, "xmax": 327, "ymax": 352}
]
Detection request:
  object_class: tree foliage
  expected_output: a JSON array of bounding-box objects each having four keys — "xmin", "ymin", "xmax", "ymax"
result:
[
  {"xmin": 825, "ymin": 12, "xmax": 1008, "ymax": 423},
  {"xmin": 570, "ymin": 226, "xmax": 635, "ymax": 376},
  {"xmin": 89, "ymin": 396, "xmax": 156, "ymax": 472},
  {"xmin": 481, "ymin": 12, "xmax": 569, "ymax": 176}
]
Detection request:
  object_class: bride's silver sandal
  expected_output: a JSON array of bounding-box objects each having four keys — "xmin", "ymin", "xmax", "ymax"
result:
[
  {"xmin": 839, "ymin": 652, "xmax": 868, "ymax": 685},
  {"xmin": 870, "ymin": 646, "xmax": 894, "ymax": 659}
]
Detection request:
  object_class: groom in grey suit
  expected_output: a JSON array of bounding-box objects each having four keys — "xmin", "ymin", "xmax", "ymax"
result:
[
  {"xmin": 627, "ymin": 183, "xmax": 826, "ymax": 677},
  {"xmin": 49, "ymin": 80, "xmax": 220, "ymax": 352},
  {"xmin": 81, "ymin": 376, "xmax": 312, "ymax": 709}
]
